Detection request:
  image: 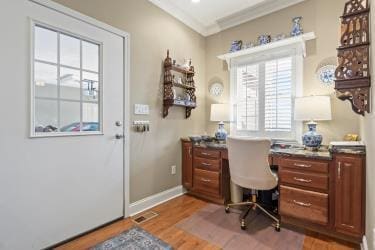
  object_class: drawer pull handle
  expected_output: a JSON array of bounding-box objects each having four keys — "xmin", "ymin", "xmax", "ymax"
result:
[
  {"xmin": 201, "ymin": 152, "xmax": 211, "ymax": 156},
  {"xmin": 293, "ymin": 177, "xmax": 312, "ymax": 183},
  {"xmin": 202, "ymin": 163, "xmax": 211, "ymax": 166},
  {"xmin": 201, "ymin": 178, "xmax": 211, "ymax": 183},
  {"xmin": 293, "ymin": 200, "xmax": 312, "ymax": 207},
  {"xmin": 341, "ymin": 223, "xmax": 355, "ymax": 229},
  {"xmin": 294, "ymin": 163, "xmax": 311, "ymax": 168}
]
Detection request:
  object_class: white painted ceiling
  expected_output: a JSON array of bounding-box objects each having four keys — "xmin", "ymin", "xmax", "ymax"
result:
[{"xmin": 148, "ymin": 0, "xmax": 305, "ymax": 36}]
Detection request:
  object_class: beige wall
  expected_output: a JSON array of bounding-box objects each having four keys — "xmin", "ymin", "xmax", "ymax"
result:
[
  {"xmin": 205, "ymin": 0, "xmax": 360, "ymax": 144},
  {"xmin": 360, "ymin": 0, "xmax": 375, "ymax": 249},
  {"xmin": 53, "ymin": 0, "xmax": 364, "ymax": 207},
  {"xmin": 53, "ymin": 0, "xmax": 207, "ymax": 202}
]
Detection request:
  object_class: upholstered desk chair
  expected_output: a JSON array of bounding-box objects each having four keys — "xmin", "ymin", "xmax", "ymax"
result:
[{"xmin": 225, "ymin": 136, "xmax": 280, "ymax": 231}]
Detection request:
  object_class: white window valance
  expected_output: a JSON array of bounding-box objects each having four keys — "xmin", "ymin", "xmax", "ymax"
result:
[{"xmin": 218, "ymin": 32, "xmax": 316, "ymax": 70}]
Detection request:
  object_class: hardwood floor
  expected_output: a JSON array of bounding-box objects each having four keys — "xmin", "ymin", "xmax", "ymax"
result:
[{"xmin": 56, "ymin": 195, "xmax": 359, "ymax": 250}]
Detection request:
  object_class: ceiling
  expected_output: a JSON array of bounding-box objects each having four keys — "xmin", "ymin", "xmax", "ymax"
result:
[{"xmin": 148, "ymin": 0, "xmax": 305, "ymax": 36}]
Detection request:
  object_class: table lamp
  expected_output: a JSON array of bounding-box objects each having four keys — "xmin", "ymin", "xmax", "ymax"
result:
[
  {"xmin": 294, "ymin": 96, "xmax": 332, "ymax": 150},
  {"xmin": 210, "ymin": 104, "xmax": 230, "ymax": 141}
]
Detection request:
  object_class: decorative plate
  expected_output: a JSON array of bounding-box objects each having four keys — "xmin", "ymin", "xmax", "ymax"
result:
[
  {"xmin": 209, "ymin": 82, "xmax": 224, "ymax": 97},
  {"xmin": 316, "ymin": 65, "xmax": 336, "ymax": 85}
]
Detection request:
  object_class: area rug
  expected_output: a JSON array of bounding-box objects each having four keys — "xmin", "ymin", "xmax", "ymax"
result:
[
  {"xmin": 90, "ymin": 226, "xmax": 173, "ymax": 250},
  {"xmin": 176, "ymin": 203, "xmax": 305, "ymax": 250}
]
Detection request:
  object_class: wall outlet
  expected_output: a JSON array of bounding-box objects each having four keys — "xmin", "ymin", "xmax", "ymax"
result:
[{"xmin": 171, "ymin": 165, "xmax": 176, "ymax": 175}]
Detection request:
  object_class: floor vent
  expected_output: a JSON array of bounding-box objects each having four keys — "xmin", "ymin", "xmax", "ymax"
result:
[{"xmin": 132, "ymin": 211, "xmax": 158, "ymax": 225}]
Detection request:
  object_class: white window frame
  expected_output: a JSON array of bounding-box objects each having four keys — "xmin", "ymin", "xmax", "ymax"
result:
[
  {"xmin": 229, "ymin": 46, "xmax": 304, "ymax": 141},
  {"xmin": 30, "ymin": 20, "xmax": 104, "ymax": 138}
]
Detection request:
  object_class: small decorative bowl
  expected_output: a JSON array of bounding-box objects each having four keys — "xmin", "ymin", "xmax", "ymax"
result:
[
  {"xmin": 189, "ymin": 136, "xmax": 202, "ymax": 144},
  {"xmin": 201, "ymin": 136, "xmax": 214, "ymax": 142}
]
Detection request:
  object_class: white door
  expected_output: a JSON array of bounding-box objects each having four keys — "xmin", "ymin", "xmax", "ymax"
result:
[{"xmin": 0, "ymin": 1, "xmax": 127, "ymax": 249}]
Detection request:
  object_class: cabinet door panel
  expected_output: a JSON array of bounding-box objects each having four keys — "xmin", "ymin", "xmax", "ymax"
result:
[
  {"xmin": 334, "ymin": 155, "xmax": 363, "ymax": 236},
  {"xmin": 182, "ymin": 141, "xmax": 193, "ymax": 189}
]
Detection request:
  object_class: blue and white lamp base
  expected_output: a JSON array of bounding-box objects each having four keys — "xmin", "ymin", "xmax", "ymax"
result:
[
  {"xmin": 302, "ymin": 121, "xmax": 323, "ymax": 151},
  {"xmin": 215, "ymin": 122, "xmax": 227, "ymax": 141}
]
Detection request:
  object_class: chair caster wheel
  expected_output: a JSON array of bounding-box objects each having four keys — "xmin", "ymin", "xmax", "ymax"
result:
[
  {"xmin": 275, "ymin": 224, "xmax": 280, "ymax": 232},
  {"xmin": 225, "ymin": 206, "xmax": 230, "ymax": 213},
  {"xmin": 241, "ymin": 221, "xmax": 246, "ymax": 230}
]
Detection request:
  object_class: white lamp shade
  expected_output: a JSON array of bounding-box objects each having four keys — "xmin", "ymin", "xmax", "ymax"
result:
[
  {"xmin": 210, "ymin": 104, "xmax": 230, "ymax": 122},
  {"xmin": 294, "ymin": 96, "xmax": 332, "ymax": 121}
]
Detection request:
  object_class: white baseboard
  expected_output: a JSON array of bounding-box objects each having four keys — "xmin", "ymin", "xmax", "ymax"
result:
[
  {"xmin": 128, "ymin": 185, "xmax": 186, "ymax": 216},
  {"xmin": 361, "ymin": 235, "xmax": 368, "ymax": 250}
]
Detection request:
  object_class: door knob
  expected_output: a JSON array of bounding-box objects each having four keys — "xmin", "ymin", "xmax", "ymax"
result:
[
  {"xmin": 115, "ymin": 134, "xmax": 124, "ymax": 139},
  {"xmin": 115, "ymin": 121, "xmax": 122, "ymax": 127}
]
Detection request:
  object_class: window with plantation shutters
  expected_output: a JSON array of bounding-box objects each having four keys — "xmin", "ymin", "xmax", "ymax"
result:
[{"xmin": 232, "ymin": 54, "xmax": 300, "ymax": 139}]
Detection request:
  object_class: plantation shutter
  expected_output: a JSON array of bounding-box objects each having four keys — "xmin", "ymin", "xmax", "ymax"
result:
[
  {"xmin": 233, "ymin": 56, "xmax": 295, "ymax": 138},
  {"xmin": 236, "ymin": 64, "xmax": 259, "ymax": 131},
  {"xmin": 264, "ymin": 57, "xmax": 293, "ymax": 132}
]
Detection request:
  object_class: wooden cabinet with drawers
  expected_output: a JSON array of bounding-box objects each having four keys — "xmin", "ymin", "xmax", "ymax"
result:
[
  {"xmin": 181, "ymin": 139, "xmax": 229, "ymax": 204},
  {"xmin": 277, "ymin": 154, "xmax": 365, "ymax": 243},
  {"xmin": 181, "ymin": 139, "xmax": 366, "ymax": 243},
  {"xmin": 279, "ymin": 157, "xmax": 331, "ymax": 226}
]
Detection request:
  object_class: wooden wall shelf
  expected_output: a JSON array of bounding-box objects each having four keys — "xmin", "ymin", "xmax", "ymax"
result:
[
  {"xmin": 335, "ymin": 0, "xmax": 371, "ymax": 116},
  {"xmin": 163, "ymin": 50, "xmax": 197, "ymax": 118},
  {"xmin": 171, "ymin": 65, "xmax": 195, "ymax": 75},
  {"xmin": 172, "ymin": 82, "xmax": 196, "ymax": 90}
]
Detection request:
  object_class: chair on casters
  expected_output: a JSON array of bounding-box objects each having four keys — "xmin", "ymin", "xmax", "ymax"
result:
[{"xmin": 225, "ymin": 136, "xmax": 280, "ymax": 232}]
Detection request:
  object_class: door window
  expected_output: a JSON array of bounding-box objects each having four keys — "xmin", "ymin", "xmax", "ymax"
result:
[{"xmin": 32, "ymin": 24, "xmax": 101, "ymax": 136}]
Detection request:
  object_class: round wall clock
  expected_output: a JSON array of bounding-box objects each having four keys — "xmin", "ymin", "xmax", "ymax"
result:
[{"xmin": 209, "ymin": 82, "xmax": 224, "ymax": 97}]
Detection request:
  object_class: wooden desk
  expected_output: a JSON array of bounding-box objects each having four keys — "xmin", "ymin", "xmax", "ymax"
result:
[{"xmin": 181, "ymin": 139, "xmax": 366, "ymax": 243}]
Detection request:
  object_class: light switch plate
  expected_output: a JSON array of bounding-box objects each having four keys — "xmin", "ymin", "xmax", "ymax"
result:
[{"xmin": 134, "ymin": 104, "xmax": 149, "ymax": 115}]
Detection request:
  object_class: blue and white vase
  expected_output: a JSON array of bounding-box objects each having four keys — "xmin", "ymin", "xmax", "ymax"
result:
[
  {"xmin": 215, "ymin": 122, "xmax": 227, "ymax": 141},
  {"xmin": 302, "ymin": 122, "xmax": 322, "ymax": 150},
  {"xmin": 258, "ymin": 35, "xmax": 271, "ymax": 45},
  {"xmin": 291, "ymin": 16, "xmax": 304, "ymax": 37}
]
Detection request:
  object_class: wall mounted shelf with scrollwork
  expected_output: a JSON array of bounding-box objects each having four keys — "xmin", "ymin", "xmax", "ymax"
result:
[
  {"xmin": 335, "ymin": 0, "xmax": 371, "ymax": 116},
  {"xmin": 163, "ymin": 50, "xmax": 197, "ymax": 118}
]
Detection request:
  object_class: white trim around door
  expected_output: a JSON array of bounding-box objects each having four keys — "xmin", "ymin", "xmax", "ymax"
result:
[{"xmin": 29, "ymin": 0, "xmax": 131, "ymax": 218}]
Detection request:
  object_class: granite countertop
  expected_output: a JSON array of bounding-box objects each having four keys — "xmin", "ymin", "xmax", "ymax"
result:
[
  {"xmin": 196, "ymin": 142, "xmax": 332, "ymax": 160},
  {"xmin": 189, "ymin": 140, "xmax": 366, "ymax": 160},
  {"xmin": 270, "ymin": 147, "xmax": 332, "ymax": 160}
]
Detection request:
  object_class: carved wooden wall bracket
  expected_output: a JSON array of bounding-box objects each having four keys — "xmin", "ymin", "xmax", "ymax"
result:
[
  {"xmin": 163, "ymin": 50, "xmax": 197, "ymax": 118},
  {"xmin": 335, "ymin": 0, "xmax": 371, "ymax": 116},
  {"xmin": 336, "ymin": 87, "xmax": 370, "ymax": 115}
]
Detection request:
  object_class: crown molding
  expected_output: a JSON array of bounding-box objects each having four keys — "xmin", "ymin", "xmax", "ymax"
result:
[
  {"xmin": 148, "ymin": 0, "xmax": 306, "ymax": 37},
  {"xmin": 212, "ymin": 0, "xmax": 306, "ymax": 36},
  {"xmin": 147, "ymin": 0, "xmax": 207, "ymax": 35}
]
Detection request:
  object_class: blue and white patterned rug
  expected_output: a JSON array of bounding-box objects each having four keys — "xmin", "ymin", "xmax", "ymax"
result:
[{"xmin": 90, "ymin": 226, "xmax": 173, "ymax": 250}]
